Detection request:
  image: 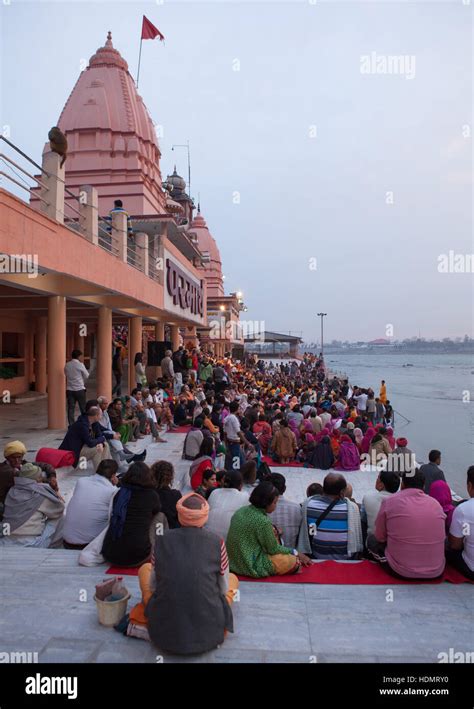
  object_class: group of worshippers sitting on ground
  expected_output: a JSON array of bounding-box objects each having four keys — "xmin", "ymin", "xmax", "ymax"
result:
[{"xmin": 0, "ymin": 353, "xmax": 472, "ymax": 655}]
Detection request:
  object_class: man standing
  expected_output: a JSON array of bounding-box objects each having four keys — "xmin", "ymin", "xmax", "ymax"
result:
[
  {"xmin": 160, "ymin": 349, "xmax": 174, "ymax": 381},
  {"xmin": 172, "ymin": 346, "xmax": 186, "ymax": 396},
  {"xmin": 224, "ymin": 401, "xmax": 245, "ymax": 470},
  {"xmin": 64, "ymin": 349, "xmax": 89, "ymax": 425}
]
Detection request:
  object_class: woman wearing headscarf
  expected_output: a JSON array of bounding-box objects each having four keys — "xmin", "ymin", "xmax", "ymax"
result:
[
  {"xmin": 102, "ymin": 462, "xmax": 161, "ymax": 567},
  {"xmin": 334, "ymin": 435, "xmax": 360, "ymax": 472},
  {"xmin": 361, "ymin": 427, "xmax": 377, "ymax": 455},
  {"xmin": 307, "ymin": 435, "xmax": 335, "ymax": 470},
  {"xmin": 353, "ymin": 427, "xmax": 364, "ymax": 451},
  {"xmin": 132, "ymin": 493, "xmax": 239, "ymax": 654},
  {"xmin": 385, "ymin": 427, "xmax": 396, "ymax": 450},
  {"xmin": 429, "ymin": 480, "xmax": 455, "ymax": 533}
]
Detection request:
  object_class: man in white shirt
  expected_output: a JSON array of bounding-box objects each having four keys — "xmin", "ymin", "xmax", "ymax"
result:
[
  {"xmin": 63, "ymin": 459, "xmax": 118, "ymax": 548},
  {"xmin": 64, "ymin": 349, "xmax": 89, "ymax": 425},
  {"xmin": 206, "ymin": 471, "xmax": 249, "ymax": 541},
  {"xmin": 354, "ymin": 389, "xmax": 368, "ymax": 414},
  {"xmin": 361, "ymin": 469, "xmax": 400, "ymax": 539},
  {"xmin": 223, "ymin": 401, "xmax": 244, "ymax": 469},
  {"xmin": 447, "ymin": 466, "xmax": 474, "ymax": 580},
  {"xmin": 268, "ymin": 473, "xmax": 303, "ymax": 549}
]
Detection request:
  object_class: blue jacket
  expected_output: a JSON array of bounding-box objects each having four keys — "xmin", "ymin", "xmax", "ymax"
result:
[{"xmin": 59, "ymin": 414, "xmax": 106, "ymax": 466}]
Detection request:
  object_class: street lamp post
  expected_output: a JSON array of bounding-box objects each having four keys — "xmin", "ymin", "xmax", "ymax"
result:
[{"xmin": 317, "ymin": 313, "xmax": 327, "ymax": 357}]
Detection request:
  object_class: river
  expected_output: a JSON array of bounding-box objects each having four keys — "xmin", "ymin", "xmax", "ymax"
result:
[{"xmin": 323, "ymin": 352, "xmax": 474, "ymax": 494}]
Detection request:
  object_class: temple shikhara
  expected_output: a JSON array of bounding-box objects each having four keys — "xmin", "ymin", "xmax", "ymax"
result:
[{"xmin": 0, "ymin": 32, "xmax": 245, "ymax": 428}]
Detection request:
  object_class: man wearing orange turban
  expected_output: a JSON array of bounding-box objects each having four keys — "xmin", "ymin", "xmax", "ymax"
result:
[{"xmin": 129, "ymin": 493, "xmax": 239, "ymax": 652}]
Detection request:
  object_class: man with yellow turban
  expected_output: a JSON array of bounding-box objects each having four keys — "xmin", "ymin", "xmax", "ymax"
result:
[{"xmin": 0, "ymin": 441, "xmax": 27, "ymax": 509}]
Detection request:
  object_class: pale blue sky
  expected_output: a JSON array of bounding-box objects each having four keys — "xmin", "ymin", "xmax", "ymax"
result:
[{"xmin": 1, "ymin": 0, "xmax": 472, "ymax": 341}]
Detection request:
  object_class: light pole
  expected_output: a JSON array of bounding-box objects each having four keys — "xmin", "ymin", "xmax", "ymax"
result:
[{"xmin": 317, "ymin": 313, "xmax": 327, "ymax": 357}]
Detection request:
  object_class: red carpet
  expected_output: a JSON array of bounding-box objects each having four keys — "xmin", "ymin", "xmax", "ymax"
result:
[
  {"xmin": 107, "ymin": 560, "xmax": 472, "ymax": 584},
  {"xmin": 107, "ymin": 565, "xmax": 140, "ymax": 576},
  {"xmin": 237, "ymin": 560, "xmax": 473, "ymax": 585},
  {"xmin": 262, "ymin": 455, "xmax": 304, "ymax": 468},
  {"xmin": 167, "ymin": 425, "xmax": 191, "ymax": 433}
]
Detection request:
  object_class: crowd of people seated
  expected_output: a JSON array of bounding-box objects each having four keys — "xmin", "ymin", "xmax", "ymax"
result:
[{"xmin": 0, "ymin": 348, "xmax": 472, "ymax": 656}]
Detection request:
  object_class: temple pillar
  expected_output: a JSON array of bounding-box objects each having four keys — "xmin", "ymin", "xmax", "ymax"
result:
[
  {"xmin": 135, "ymin": 231, "xmax": 149, "ymax": 275},
  {"xmin": 35, "ymin": 316, "xmax": 47, "ymax": 393},
  {"xmin": 96, "ymin": 306, "xmax": 112, "ymax": 400},
  {"xmin": 170, "ymin": 325, "xmax": 180, "ymax": 352},
  {"xmin": 112, "ymin": 210, "xmax": 128, "ymax": 263},
  {"xmin": 40, "ymin": 151, "xmax": 65, "ymax": 224},
  {"xmin": 47, "ymin": 296, "xmax": 66, "ymax": 429},
  {"xmin": 79, "ymin": 185, "xmax": 99, "ymax": 244},
  {"xmin": 128, "ymin": 316, "xmax": 143, "ymax": 393}
]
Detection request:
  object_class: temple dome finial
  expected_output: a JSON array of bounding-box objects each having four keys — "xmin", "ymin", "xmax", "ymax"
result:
[{"xmin": 106, "ymin": 31, "xmax": 113, "ymax": 44}]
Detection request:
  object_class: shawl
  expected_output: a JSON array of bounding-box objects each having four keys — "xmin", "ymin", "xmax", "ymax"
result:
[{"xmin": 3, "ymin": 477, "xmax": 62, "ymax": 532}]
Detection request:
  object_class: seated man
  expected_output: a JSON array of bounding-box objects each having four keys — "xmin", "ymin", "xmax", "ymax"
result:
[
  {"xmin": 130, "ymin": 388, "xmax": 147, "ymax": 435},
  {"xmin": 62, "ymin": 460, "xmax": 119, "ymax": 550},
  {"xmin": 361, "ymin": 469, "xmax": 400, "ymax": 539},
  {"xmin": 131, "ymin": 493, "xmax": 239, "ymax": 654},
  {"xmin": 447, "ymin": 465, "xmax": 474, "ymax": 580},
  {"xmin": 0, "ymin": 440, "xmax": 28, "ymax": 510},
  {"xmin": 182, "ymin": 418, "xmax": 205, "ymax": 460},
  {"xmin": 369, "ymin": 469, "xmax": 446, "ymax": 579},
  {"xmin": 206, "ymin": 470, "xmax": 249, "ymax": 541},
  {"xmin": 0, "ymin": 441, "xmax": 60, "ymax": 518},
  {"xmin": 59, "ymin": 405, "xmax": 111, "ymax": 472},
  {"xmin": 419, "ymin": 450, "xmax": 446, "ymax": 494},
  {"xmin": 268, "ymin": 472, "xmax": 303, "ymax": 549},
  {"xmin": 97, "ymin": 396, "xmax": 145, "ymax": 469},
  {"xmin": 298, "ymin": 472, "xmax": 364, "ymax": 560},
  {"xmin": 1, "ymin": 463, "xmax": 64, "ymax": 548}
]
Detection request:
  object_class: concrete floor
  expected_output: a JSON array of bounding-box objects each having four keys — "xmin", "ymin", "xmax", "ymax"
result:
[{"xmin": 0, "ymin": 398, "xmax": 472, "ymax": 664}]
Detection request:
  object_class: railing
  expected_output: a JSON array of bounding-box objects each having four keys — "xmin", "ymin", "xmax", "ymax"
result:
[{"xmin": 0, "ymin": 135, "xmax": 197, "ymax": 284}]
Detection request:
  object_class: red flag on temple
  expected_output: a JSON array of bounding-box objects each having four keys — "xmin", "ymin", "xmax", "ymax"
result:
[{"xmin": 141, "ymin": 15, "xmax": 165, "ymax": 41}]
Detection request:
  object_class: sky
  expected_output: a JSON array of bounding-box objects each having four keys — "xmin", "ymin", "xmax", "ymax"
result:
[{"xmin": 1, "ymin": 0, "xmax": 472, "ymax": 342}]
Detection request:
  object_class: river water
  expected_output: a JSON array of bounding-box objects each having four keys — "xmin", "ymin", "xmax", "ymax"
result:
[{"xmin": 323, "ymin": 353, "xmax": 474, "ymax": 494}]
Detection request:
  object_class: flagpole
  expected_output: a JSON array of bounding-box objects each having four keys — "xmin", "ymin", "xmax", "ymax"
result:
[{"xmin": 137, "ymin": 37, "xmax": 143, "ymax": 88}]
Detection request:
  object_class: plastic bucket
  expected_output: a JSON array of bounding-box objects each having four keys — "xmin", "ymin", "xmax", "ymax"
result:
[{"xmin": 94, "ymin": 593, "xmax": 131, "ymax": 627}]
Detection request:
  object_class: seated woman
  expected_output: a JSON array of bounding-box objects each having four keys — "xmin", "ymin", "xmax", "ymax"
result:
[
  {"xmin": 429, "ymin": 480, "xmax": 455, "ymax": 534},
  {"xmin": 195, "ymin": 469, "xmax": 218, "ymax": 500},
  {"xmin": 307, "ymin": 435, "xmax": 335, "ymax": 470},
  {"xmin": 174, "ymin": 398, "xmax": 193, "ymax": 426},
  {"xmin": 1, "ymin": 463, "xmax": 65, "ymax": 548},
  {"xmin": 130, "ymin": 493, "xmax": 239, "ymax": 654},
  {"xmin": 252, "ymin": 414, "xmax": 272, "ymax": 454},
  {"xmin": 272, "ymin": 419, "xmax": 297, "ymax": 464},
  {"xmin": 189, "ymin": 437, "xmax": 215, "ymax": 490},
  {"xmin": 226, "ymin": 481, "xmax": 311, "ymax": 578},
  {"xmin": 334, "ymin": 435, "xmax": 360, "ymax": 471},
  {"xmin": 102, "ymin": 462, "xmax": 161, "ymax": 567},
  {"xmin": 151, "ymin": 460, "xmax": 182, "ymax": 529}
]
